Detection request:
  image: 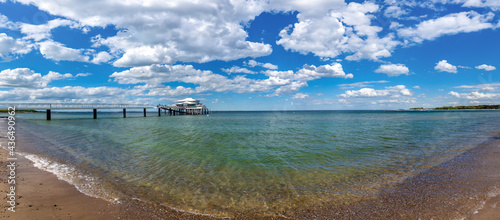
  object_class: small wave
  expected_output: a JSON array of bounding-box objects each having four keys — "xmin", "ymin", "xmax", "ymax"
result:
[
  {"xmin": 470, "ymin": 186, "xmax": 500, "ymax": 216},
  {"xmin": 22, "ymin": 153, "xmax": 121, "ymax": 204}
]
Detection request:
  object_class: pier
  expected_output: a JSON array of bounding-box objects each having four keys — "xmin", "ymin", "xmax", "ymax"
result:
[{"xmin": 0, "ymin": 98, "xmax": 209, "ymax": 120}]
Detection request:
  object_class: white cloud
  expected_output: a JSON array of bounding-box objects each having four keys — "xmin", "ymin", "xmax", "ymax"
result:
[
  {"xmin": 15, "ymin": 0, "xmax": 273, "ymax": 66},
  {"xmin": 435, "ymin": 60, "xmax": 458, "ymax": 73},
  {"xmin": 448, "ymin": 91, "xmax": 461, "ymax": 98},
  {"xmin": 0, "ymin": 86, "xmax": 132, "ymax": 103},
  {"xmin": 277, "ymin": 2, "xmax": 399, "ymax": 61},
  {"xmin": 292, "ymin": 93, "xmax": 309, "ymax": 99},
  {"xmin": 475, "ymin": 64, "xmax": 496, "ymax": 71},
  {"xmin": 339, "ymin": 85, "xmax": 412, "ymax": 98},
  {"xmin": 0, "ymin": 33, "xmax": 32, "ymax": 61},
  {"xmin": 336, "ymin": 84, "xmax": 415, "ymax": 107},
  {"xmin": 0, "ymin": 14, "xmax": 17, "ymax": 29},
  {"xmin": 448, "ymin": 91, "xmax": 499, "ymax": 99},
  {"xmin": 398, "ymin": 11, "xmax": 495, "ymax": 43},
  {"xmin": 38, "ymin": 40, "xmax": 90, "ymax": 62},
  {"xmin": 385, "ymin": 6, "xmax": 408, "ymax": 18},
  {"xmin": 245, "ymin": 60, "xmax": 278, "ymax": 70},
  {"xmin": 91, "ymin": 51, "xmax": 113, "ymax": 64},
  {"xmin": 112, "ymin": 62, "xmax": 352, "ymax": 97},
  {"xmin": 389, "ymin": 22, "xmax": 403, "ymax": 29},
  {"xmin": 454, "ymin": 83, "xmax": 500, "ymax": 91},
  {"xmin": 76, "ymin": 73, "xmax": 92, "ymax": 77},
  {"xmin": 413, "ymin": 86, "xmax": 421, "ymax": 89},
  {"xmin": 264, "ymin": 63, "xmax": 353, "ymax": 82},
  {"xmin": 111, "ymin": 64, "xmax": 282, "ymax": 95},
  {"xmin": 19, "ymin": 19, "xmax": 77, "ymax": 41},
  {"xmin": 222, "ymin": 66, "xmax": 256, "ymax": 75},
  {"xmin": 455, "ymin": 0, "xmax": 500, "ymax": 11},
  {"xmin": 338, "ymin": 80, "xmax": 389, "ymax": 89},
  {"xmin": 375, "ymin": 63, "xmax": 410, "ymax": 77},
  {"xmin": 0, "ymin": 68, "xmax": 76, "ymax": 88}
]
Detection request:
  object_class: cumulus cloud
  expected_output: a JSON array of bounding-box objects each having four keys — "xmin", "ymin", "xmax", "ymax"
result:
[
  {"xmin": 263, "ymin": 63, "xmax": 353, "ymax": 83},
  {"xmin": 292, "ymin": 93, "xmax": 309, "ymax": 99},
  {"xmin": 14, "ymin": 0, "xmax": 273, "ymax": 67},
  {"xmin": 0, "ymin": 33, "xmax": 32, "ymax": 61},
  {"xmin": 454, "ymin": 83, "xmax": 500, "ymax": 92},
  {"xmin": 384, "ymin": 6, "xmax": 408, "ymax": 18},
  {"xmin": 277, "ymin": 2, "xmax": 399, "ymax": 61},
  {"xmin": 337, "ymin": 85, "xmax": 415, "ymax": 107},
  {"xmin": 448, "ymin": 91, "xmax": 499, "ymax": 99},
  {"xmin": 0, "ymin": 14, "xmax": 17, "ymax": 29},
  {"xmin": 0, "ymin": 68, "xmax": 77, "ymax": 88},
  {"xmin": 91, "ymin": 51, "xmax": 113, "ymax": 64},
  {"xmin": 448, "ymin": 91, "xmax": 461, "ymax": 98},
  {"xmin": 245, "ymin": 60, "xmax": 278, "ymax": 70},
  {"xmin": 38, "ymin": 40, "xmax": 90, "ymax": 62},
  {"xmin": 19, "ymin": 18, "xmax": 77, "ymax": 41},
  {"xmin": 398, "ymin": 11, "xmax": 495, "ymax": 43},
  {"xmin": 338, "ymin": 80, "xmax": 389, "ymax": 89},
  {"xmin": 475, "ymin": 64, "xmax": 496, "ymax": 71},
  {"xmin": 222, "ymin": 66, "xmax": 256, "ymax": 75},
  {"xmin": 111, "ymin": 62, "xmax": 352, "ymax": 97},
  {"xmin": 111, "ymin": 64, "xmax": 283, "ymax": 95},
  {"xmin": 0, "ymin": 86, "xmax": 132, "ymax": 103},
  {"xmin": 375, "ymin": 63, "xmax": 410, "ymax": 77},
  {"xmin": 435, "ymin": 60, "xmax": 458, "ymax": 73},
  {"xmin": 4, "ymin": 0, "xmax": 498, "ymax": 69},
  {"xmin": 339, "ymin": 85, "xmax": 412, "ymax": 98},
  {"xmin": 455, "ymin": 0, "xmax": 500, "ymax": 11}
]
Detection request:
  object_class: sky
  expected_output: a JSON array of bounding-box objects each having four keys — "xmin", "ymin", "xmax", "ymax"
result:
[{"xmin": 0, "ymin": 0, "xmax": 499, "ymax": 110}]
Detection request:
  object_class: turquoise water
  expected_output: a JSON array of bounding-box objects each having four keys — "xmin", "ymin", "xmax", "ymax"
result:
[{"xmin": 6, "ymin": 110, "xmax": 500, "ymax": 217}]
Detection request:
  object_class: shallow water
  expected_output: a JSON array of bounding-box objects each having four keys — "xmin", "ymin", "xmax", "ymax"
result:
[{"xmin": 6, "ymin": 110, "xmax": 500, "ymax": 217}]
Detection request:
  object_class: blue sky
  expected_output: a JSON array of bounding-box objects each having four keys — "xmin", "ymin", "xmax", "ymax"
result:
[{"xmin": 0, "ymin": 0, "xmax": 499, "ymax": 110}]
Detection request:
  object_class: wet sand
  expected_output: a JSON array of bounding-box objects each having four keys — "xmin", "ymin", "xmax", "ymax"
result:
[
  {"xmin": 0, "ymin": 148, "xmax": 226, "ymax": 219},
  {"xmin": 1, "ymin": 122, "xmax": 500, "ymax": 219}
]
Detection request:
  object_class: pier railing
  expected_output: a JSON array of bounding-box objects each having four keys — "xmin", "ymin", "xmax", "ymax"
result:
[
  {"xmin": 0, "ymin": 103, "xmax": 209, "ymax": 120},
  {"xmin": 0, "ymin": 103, "xmax": 156, "ymax": 110}
]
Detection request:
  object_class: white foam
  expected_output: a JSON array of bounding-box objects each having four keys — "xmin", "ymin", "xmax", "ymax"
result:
[
  {"xmin": 470, "ymin": 186, "xmax": 500, "ymax": 216},
  {"xmin": 22, "ymin": 153, "xmax": 121, "ymax": 204}
]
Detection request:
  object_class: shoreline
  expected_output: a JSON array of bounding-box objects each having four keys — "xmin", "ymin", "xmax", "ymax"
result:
[
  {"xmin": 1, "ymin": 122, "xmax": 500, "ymax": 219},
  {"xmin": 0, "ymin": 147, "xmax": 226, "ymax": 219}
]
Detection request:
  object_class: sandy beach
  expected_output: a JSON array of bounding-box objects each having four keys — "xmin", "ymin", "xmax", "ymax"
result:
[
  {"xmin": 2, "ymin": 138, "xmax": 500, "ymax": 220},
  {"xmin": 1, "ymin": 115, "xmax": 500, "ymax": 219},
  {"xmin": 0, "ymin": 147, "xmax": 227, "ymax": 219}
]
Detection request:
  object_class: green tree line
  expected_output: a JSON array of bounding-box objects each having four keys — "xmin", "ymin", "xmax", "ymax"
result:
[{"xmin": 434, "ymin": 105, "xmax": 500, "ymax": 110}]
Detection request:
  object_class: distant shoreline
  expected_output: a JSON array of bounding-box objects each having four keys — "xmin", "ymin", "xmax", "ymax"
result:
[
  {"xmin": 0, "ymin": 109, "xmax": 41, "ymax": 113},
  {"xmin": 409, "ymin": 105, "xmax": 500, "ymax": 111}
]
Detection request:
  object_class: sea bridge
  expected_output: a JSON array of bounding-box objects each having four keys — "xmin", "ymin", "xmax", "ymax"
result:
[{"xmin": 0, "ymin": 101, "xmax": 209, "ymax": 120}]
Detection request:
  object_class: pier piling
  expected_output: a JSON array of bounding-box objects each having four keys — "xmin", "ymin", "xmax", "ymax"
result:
[
  {"xmin": 46, "ymin": 109, "xmax": 51, "ymax": 120},
  {"xmin": 123, "ymin": 108, "xmax": 126, "ymax": 118},
  {"xmin": 93, "ymin": 109, "xmax": 97, "ymax": 119},
  {"xmin": 144, "ymin": 108, "xmax": 147, "ymax": 117}
]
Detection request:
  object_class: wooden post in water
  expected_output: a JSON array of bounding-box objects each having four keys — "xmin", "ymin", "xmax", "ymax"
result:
[
  {"xmin": 143, "ymin": 108, "xmax": 147, "ymax": 117},
  {"xmin": 123, "ymin": 108, "xmax": 126, "ymax": 118},
  {"xmin": 46, "ymin": 109, "xmax": 51, "ymax": 120},
  {"xmin": 93, "ymin": 109, "xmax": 97, "ymax": 119},
  {"xmin": 158, "ymin": 108, "xmax": 161, "ymax": 116}
]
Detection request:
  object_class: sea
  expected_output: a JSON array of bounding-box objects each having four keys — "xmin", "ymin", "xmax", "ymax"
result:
[{"xmin": 2, "ymin": 110, "xmax": 500, "ymax": 218}]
